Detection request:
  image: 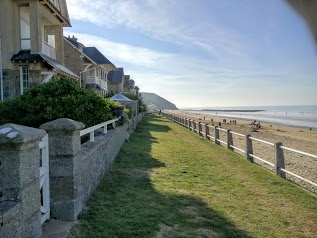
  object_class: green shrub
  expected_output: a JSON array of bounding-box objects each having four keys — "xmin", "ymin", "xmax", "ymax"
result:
[
  {"xmin": 123, "ymin": 107, "xmax": 132, "ymax": 119},
  {"xmin": 0, "ymin": 78, "xmax": 119, "ymax": 128}
]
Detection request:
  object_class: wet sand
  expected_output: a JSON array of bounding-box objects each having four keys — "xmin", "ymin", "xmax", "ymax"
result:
[{"xmin": 164, "ymin": 110, "xmax": 317, "ymax": 194}]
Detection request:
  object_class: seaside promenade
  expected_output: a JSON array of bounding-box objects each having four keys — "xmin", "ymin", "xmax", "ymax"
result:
[{"xmin": 67, "ymin": 114, "xmax": 317, "ymax": 238}]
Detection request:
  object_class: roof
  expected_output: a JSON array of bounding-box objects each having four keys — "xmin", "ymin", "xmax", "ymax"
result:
[
  {"xmin": 83, "ymin": 47, "xmax": 114, "ymax": 65},
  {"xmin": 11, "ymin": 50, "xmax": 78, "ymax": 79},
  {"xmin": 42, "ymin": 0, "xmax": 71, "ymax": 27},
  {"xmin": 108, "ymin": 70, "xmax": 123, "ymax": 84},
  {"xmin": 110, "ymin": 94, "xmax": 132, "ymax": 102},
  {"xmin": 65, "ymin": 36, "xmax": 80, "ymax": 48},
  {"xmin": 125, "ymin": 79, "xmax": 135, "ymax": 86}
]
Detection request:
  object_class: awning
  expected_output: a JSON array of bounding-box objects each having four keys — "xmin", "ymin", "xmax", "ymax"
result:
[
  {"xmin": 110, "ymin": 93, "xmax": 132, "ymax": 102},
  {"xmin": 11, "ymin": 50, "xmax": 79, "ymax": 79}
]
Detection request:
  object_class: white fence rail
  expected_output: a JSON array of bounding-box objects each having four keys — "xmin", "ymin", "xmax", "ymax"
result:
[
  {"xmin": 39, "ymin": 134, "xmax": 50, "ymax": 224},
  {"xmin": 162, "ymin": 112, "xmax": 317, "ymax": 191},
  {"xmin": 80, "ymin": 117, "xmax": 121, "ymax": 143}
]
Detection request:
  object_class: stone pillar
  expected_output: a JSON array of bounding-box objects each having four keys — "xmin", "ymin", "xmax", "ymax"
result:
[
  {"xmin": 227, "ymin": 130, "xmax": 233, "ymax": 150},
  {"xmin": 0, "ymin": 124, "xmax": 46, "ymax": 238},
  {"xmin": 40, "ymin": 118, "xmax": 85, "ymax": 221},
  {"xmin": 205, "ymin": 124, "xmax": 210, "ymax": 140},
  {"xmin": 275, "ymin": 142, "xmax": 286, "ymax": 178},
  {"xmin": 245, "ymin": 134, "xmax": 253, "ymax": 162},
  {"xmin": 214, "ymin": 126, "xmax": 220, "ymax": 145}
]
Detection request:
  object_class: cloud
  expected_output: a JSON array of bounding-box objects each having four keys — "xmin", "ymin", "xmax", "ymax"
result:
[{"xmin": 65, "ymin": 1, "xmax": 317, "ymax": 107}]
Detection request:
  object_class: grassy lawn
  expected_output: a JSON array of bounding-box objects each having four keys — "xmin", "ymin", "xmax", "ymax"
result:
[{"xmin": 69, "ymin": 114, "xmax": 317, "ymax": 238}]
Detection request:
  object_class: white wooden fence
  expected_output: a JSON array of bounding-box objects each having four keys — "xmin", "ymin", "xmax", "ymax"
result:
[
  {"xmin": 80, "ymin": 117, "xmax": 121, "ymax": 143},
  {"xmin": 163, "ymin": 112, "xmax": 317, "ymax": 191}
]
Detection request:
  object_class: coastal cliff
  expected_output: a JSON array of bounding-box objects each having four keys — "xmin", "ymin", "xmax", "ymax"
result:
[{"xmin": 140, "ymin": 92, "xmax": 178, "ymax": 110}]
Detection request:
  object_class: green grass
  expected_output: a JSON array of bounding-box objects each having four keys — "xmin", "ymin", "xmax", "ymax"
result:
[{"xmin": 68, "ymin": 114, "xmax": 317, "ymax": 238}]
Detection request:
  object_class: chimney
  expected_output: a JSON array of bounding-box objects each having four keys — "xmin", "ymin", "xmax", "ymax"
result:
[{"xmin": 69, "ymin": 35, "xmax": 78, "ymax": 42}]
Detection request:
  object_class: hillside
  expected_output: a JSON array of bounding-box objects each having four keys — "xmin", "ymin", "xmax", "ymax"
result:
[{"xmin": 140, "ymin": 92, "xmax": 178, "ymax": 110}]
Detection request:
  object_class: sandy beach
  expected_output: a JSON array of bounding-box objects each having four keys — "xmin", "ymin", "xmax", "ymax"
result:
[{"xmin": 164, "ymin": 110, "xmax": 317, "ymax": 194}]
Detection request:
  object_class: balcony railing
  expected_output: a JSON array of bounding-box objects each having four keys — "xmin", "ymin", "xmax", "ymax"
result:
[
  {"xmin": 42, "ymin": 41, "xmax": 56, "ymax": 59},
  {"xmin": 85, "ymin": 76, "xmax": 107, "ymax": 90}
]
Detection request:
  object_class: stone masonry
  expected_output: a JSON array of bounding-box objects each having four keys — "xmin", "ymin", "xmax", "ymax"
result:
[{"xmin": 0, "ymin": 124, "xmax": 46, "ymax": 238}]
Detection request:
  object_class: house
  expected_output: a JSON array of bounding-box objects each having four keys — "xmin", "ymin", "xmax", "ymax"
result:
[
  {"xmin": 0, "ymin": 0, "xmax": 78, "ymax": 100},
  {"xmin": 64, "ymin": 36, "xmax": 116, "ymax": 96},
  {"xmin": 107, "ymin": 67, "xmax": 124, "ymax": 95},
  {"xmin": 123, "ymin": 75, "xmax": 137, "ymax": 95}
]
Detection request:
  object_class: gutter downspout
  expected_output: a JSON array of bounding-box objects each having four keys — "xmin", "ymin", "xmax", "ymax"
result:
[{"xmin": 0, "ymin": 32, "xmax": 3, "ymax": 101}]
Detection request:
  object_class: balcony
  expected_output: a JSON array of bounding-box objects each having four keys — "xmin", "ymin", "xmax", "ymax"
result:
[
  {"xmin": 85, "ymin": 76, "xmax": 107, "ymax": 90},
  {"xmin": 42, "ymin": 41, "xmax": 56, "ymax": 59}
]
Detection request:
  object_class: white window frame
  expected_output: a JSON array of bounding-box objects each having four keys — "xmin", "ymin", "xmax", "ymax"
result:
[
  {"xmin": 20, "ymin": 66, "xmax": 29, "ymax": 95},
  {"xmin": 20, "ymin": 5, "xmax": 31, "ymax": 50}
]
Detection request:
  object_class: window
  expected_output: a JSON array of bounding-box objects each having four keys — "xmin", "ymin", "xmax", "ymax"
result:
[
  {"xmin": 20, "ymin": 5, "xmax": 31, "ymax": 50},
  {"xmin": 20, "ymin": 66, "xmax": 29, "ymax": 94}
]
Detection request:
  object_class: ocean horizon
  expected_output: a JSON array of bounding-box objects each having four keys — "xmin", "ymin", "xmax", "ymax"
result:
[{"xmin": 181, "ymin": 105, "xmax": 317, "ymax": 129}]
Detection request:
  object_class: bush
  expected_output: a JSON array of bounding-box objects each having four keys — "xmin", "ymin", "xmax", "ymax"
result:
[
  {"xmin": 123, "ymin": 107, "xmax": 132, "ymax": 119},
  {"xmin": 0, "ymin": 78, "xmax": 119, "ymax": 128}
]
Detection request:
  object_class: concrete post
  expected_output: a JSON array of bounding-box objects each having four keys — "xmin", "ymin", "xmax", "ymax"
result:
[
  {"xmin": 205, "ymin": 124, "xmax": 210, "ymax": 140},
  {"xmin": 227, "ymin": 129, "xmax": 233, "ymax": 150},
  {"xmin": 198, "ymin": 122, "xmax": 202, "ymax": 136},
  {"xmin": 0, "ymin": 124, "xmax": 46, "ymax": 238},
  {"xmin": 275, "ymin": 142, "xmax": 286, "ymax": 178},
  {"xmin": 245, "ymin": 134, "xmax": 253, "ymax": 162},
  {"xmin": 214, "ymin": 126, "xmax": 220, "ymax": 145},
  {"xmin": 40, "ymin": 118, "xmax": 85, "ymax": 221}
]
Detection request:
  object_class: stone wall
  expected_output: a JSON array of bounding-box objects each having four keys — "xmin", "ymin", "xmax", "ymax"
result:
[
  {"xmin": 40, "ymin": 113, "xmax": 144, "ymax": 221},
  {"xmin": 63, "ymin": 39, "xmax": 85, "ymax": 78},
  {"xmin": 2, "ymin": 69, "xmax": 42, "ymax": 100},
  {"xmin": 0, "ymin": 124, "xmax": 45, "ymax": 238},
  {"xmin": 0, "ymin": 113, "xmax": 144, "ymax": 236}
]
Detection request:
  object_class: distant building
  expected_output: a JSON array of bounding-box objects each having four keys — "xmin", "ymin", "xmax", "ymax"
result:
[
  {"xmin": 107, "ymin": 67, "xmax": 124, "ymax": 95},
  {"xmin": 64, "ymin": 36, "xmax": 116, "ymax": 96},
  {"xmin": 0, "ymin": 0, "xmax": 78, "ymax": 100},
  {"xmin": 123, "ymin": 75, "xmax": 137, "ymax": 96}
]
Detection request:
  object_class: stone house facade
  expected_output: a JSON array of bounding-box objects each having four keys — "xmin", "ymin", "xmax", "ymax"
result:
[
  {"xmin": 0, "ymin": 0, "xmax": 78, "ymax": 100},
  {"xmin": 64, "ymin": 36, "xmax": 116, "ymax": 96}
]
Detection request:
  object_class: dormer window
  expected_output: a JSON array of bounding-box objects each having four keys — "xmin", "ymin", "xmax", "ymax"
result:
[{"xmin": 20, "ymin": 5, "xmax": 30, "ymax": 50}]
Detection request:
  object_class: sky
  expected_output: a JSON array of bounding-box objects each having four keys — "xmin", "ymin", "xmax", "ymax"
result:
[{"xmin": 65, "ymin": 0, "xmax": 317, "ymax": 109}]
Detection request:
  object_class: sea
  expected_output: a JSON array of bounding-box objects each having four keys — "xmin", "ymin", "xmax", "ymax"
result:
[{"xmin": 183, "ymin": 105, "xmax": 317, "ymax": 129}]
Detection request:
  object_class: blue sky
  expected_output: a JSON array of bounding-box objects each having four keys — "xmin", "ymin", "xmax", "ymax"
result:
[{"xmin": 65, "ymin": 0, "xmax": 317, "ymax": 108}]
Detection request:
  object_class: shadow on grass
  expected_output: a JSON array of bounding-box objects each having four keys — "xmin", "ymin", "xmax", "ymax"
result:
[{"xmin": 69, "ymin": 114, "xmax": 252, "ymax": 238}]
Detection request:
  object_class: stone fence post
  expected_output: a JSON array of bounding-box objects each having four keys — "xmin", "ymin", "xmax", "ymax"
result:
[
  {"xmin": 214, "ymin": 126, "xmax": 220, "ymax": 145},
  {"xmin": 40, "ymin": 118, "xmax": 84, "ymax": 221},
  {"xmin": 0, "ymin": 124, "xmax": 46, "ymax": 238},
  {"xmin": 245, "ymin": 134, "xmax": 253, "ymax": 162},
  {"xmin": 205, "ymin": 124, "xmax": 210, "ymax": 140},
  {"xmin": 275, "ymin": 142, "xmax": 286, "ymax": 178},
  {"xmin": 227, "ymin": 130, "xmax": 233, "ymax": 150}
]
